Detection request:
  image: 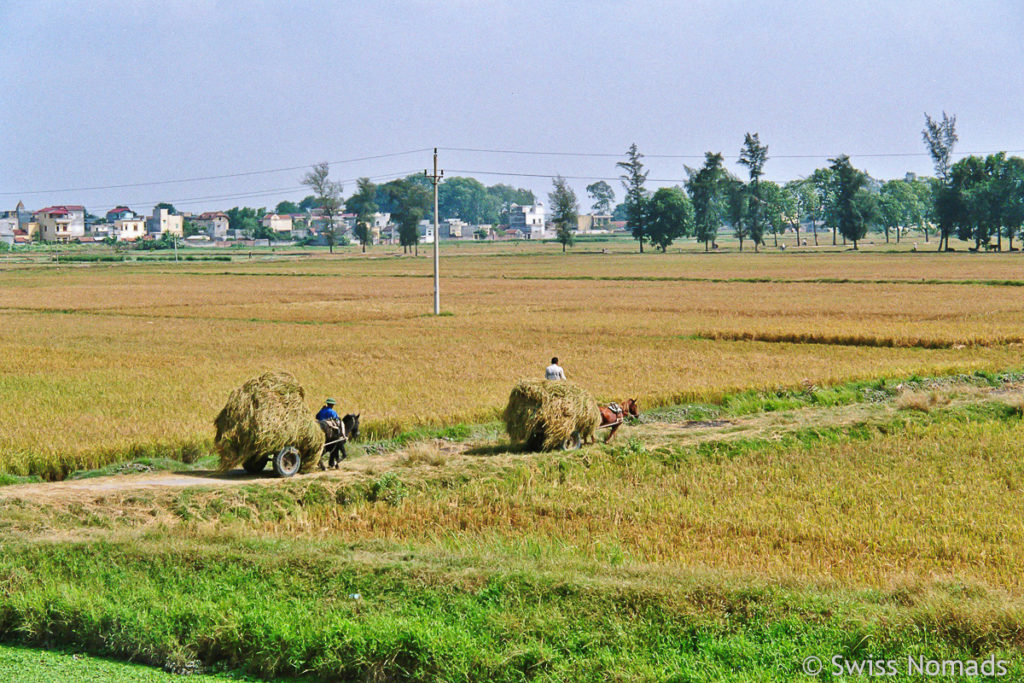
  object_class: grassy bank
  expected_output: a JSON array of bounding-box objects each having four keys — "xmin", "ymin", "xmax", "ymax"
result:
[{"xmin": 1, "ymin": 400, "xmax": 1023, "ymax": 680}]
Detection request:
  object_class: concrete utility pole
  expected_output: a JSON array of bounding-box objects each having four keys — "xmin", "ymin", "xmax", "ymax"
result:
[{"xmin": 425, "ymin": 148, "xmax": 444, "ymax": 315}]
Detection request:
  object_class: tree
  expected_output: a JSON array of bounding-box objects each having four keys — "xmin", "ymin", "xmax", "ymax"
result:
[
  {"xmin": 737, "ymin": 133, "xmax": 769, "ymax": 252},
  {"xmin": 879, "ymin": 179, "xmax": 917, "ymax": 243},
  {"xmin": 786, "ymin": 179, "xmax": 819, "ymax": 246},
  {"xmin": 382, "ymin": 178, "xmax": 431, "ymax": 255},
  {"xmin": 726, "ymin": 177, "xmax": 750, "ymax": 250},
  {"xmin": 922, "ymin": 112, "xmax": 958, "ymax": 250},
  {"xmin": 685, "ymin": 152, "xmax": 727, "ymax": 251},
  {"xmin": 182, "ymin": 220, "xmax": 202, "ymax": 238},
  {"xmin": 760, "ymin": 181, "xmax": 793, "ymax": 247},
  {"xmin": 155, "ymin": 202, "xmax": 177, "ymax": 214},
  {"xmin": 585, "ymin": 180, "xmax": 615, "ymax": 215},
  {"xmin": 617, "ymin": 143, "xmax": 649, "ymax": 252},
  {"xmin": 439, "ymin": 176, "xmax": 495, "ymax": 224},
  {"xmin": 345, "ymin": 177, "xmax": 378, "ymax": 253},
  {"xmin": 829, "ymin": 155, "xmax": 875, "ymax": 249},
  {"xmin": 548, "ymin": 176, "xmax": 578, "ymax": 253},
  {"xmin": 298, "ymin": 195, "xmax": 320, "ymax": 212},
  {"xmin": 275, "ymin": 200, "xmax": 300, "ymax": 215},
  {"xmin": 226, "ymin": 207, "xmax": 259, "ymax": 237},
  {"xmin": 646, "ymin": 186, "xmax": 693, "ymax": 252},
  {"xmin": 301, "ymin": 163, "xmax": 344, "ymax": 253},
  {"xmin": 486, "ymin": 184, "xmax": 535, "ymax": 225}
]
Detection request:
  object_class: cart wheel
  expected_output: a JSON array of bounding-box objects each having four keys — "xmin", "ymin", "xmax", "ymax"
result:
[
  {"xmin": 560, "ymin": 433, "xmax": 582, "ymax": 451},
  {"xmin": 242, "ymin": 456, "xmax": 268, "ymax": 474},
  {"xmin": 273, "ymin": 446, "xmax": 301, "ymax": 478}
]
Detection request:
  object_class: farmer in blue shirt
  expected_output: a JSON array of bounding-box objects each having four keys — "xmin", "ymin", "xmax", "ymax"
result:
[{"xmin": 316, "ymin": 398, "xmax": 339, "ymax": 421}]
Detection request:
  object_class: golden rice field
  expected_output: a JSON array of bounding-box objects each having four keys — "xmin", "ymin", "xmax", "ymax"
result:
[{"xmin": 3, "ymin": 242, "xmax": 1024, "ymax": 477}]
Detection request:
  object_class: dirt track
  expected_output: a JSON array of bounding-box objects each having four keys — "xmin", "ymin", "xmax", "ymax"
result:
[{"xmin": 1, "ymin": 381, "xmax": 1017, "ymax": 507}]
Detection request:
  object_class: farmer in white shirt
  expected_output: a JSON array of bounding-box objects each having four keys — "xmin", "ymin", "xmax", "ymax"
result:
[{"xmin": 545, "ymin": 357, "xmax": 566, "ymax": 381}]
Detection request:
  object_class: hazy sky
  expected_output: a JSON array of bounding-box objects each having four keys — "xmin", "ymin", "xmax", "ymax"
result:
[{"xmin": 3, "ymin": 1, "xmax": 1023, "ymax": 214}]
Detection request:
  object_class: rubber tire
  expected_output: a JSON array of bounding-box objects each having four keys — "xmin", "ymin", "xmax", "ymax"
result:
[
  {"xmin": 242, "ymin": 456, "xmax": 268, "ymax": 474},
  {"xmin": 273, "ymin": 446, "xmax": 301, "ymax": 478},
  {"xmin": 560, "ymin": 433, "xmax": 582, "ymax": 451}
]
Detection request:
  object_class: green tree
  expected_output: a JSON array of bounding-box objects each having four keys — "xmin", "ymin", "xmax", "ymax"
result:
[
  {"xmin": 439, "ymin": 176, "xmax": 494, "ymax": 224},
  {"xmin": 617, "ymin": 143, "xmax": 650, "ymax": 252},
  {"xmin": 301, "ymin": 162, "xmax": 344, "ymax": 253},
  {"xmin": 585, "ymin": 180, "xmax": 615, "ymax": 215},
  {"xmin": 154, "ymin": 202, "xmax": 177, "ymax": 214},
  {"xmin": 382, "ymin": 178, "xmax": 431, "ymax": 255},
  {"xmin": 726, "ymin": 177, "xmax": 750, "ymax": 250},
  {"xmin": 760, "ymin": 181, "xmax": 792, "ymax": 247},
  {"xmin": 345, "ymin": 177, "xmax": 378, "ymax": 253},
  {"xmin": 646, "ymin": 186, "xmax": 693, "ymax": 252},
  {"xmin": 226, "ymin": 207, "xmax": 259, "ymax": 236},
  {"xmin": 182, "ymin": 220, "xmax": 202, "ymax": 238},
  {"xmin": 548, "ymin": 176, "xmax": 578, "ymax": 253},
  {"xmin": 298, "ymin": 195, "xmax": 320, "ymax": 212},
  {"xmin": 275, "ymin": 200, "xmax": 300, "ymax": 215},
  {"xmin": 486, "ymin": 184, "xmax": 535, "ymax": 225},
  {"xmin": 685, "ymin": 152, "xmax": 727, "ymax": 252},
  {"xmin": 737, "ymin": 133, "xmax": 769, "ymax": 252},
  {"xmin": 785, "ymin": 179, "xmax": 819, "ymax": 246},
  {"xmin": 922, "ymin": 112, "xmax": 958, "ymax": 250},
  {"xmin": 878, "ymin": 179, "xmax": 917, "ymax": 243},
  {"xmin": 829, "ymin": 155, "xmax": 875, "ymax": 249}
]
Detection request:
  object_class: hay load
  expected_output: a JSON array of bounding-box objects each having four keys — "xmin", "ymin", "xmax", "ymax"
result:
[
  {"xmin": 503, "ymin": 379, "xmax": 600, "ymax": 451},
  {"xmin": 214, "ymin": 371, "xmax": 324, "ymax": 474}
]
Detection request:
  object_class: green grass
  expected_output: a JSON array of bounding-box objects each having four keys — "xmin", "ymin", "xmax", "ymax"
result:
[
  {"xmin": 0, "ymin": 643, "xmax": 254, "ymax": 681},
  {"xmin": 1, "ymin": 538, "xmax": 1021, "ymax": 682},
  {"xmin": 2, "ymin": 402, "xmax": 1024, "ymax": 680}
]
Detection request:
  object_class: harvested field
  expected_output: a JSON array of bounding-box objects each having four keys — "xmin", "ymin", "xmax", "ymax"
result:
[{"xmin": 2, "ymin": 248, "xmax": 1024, "ymax": 477}]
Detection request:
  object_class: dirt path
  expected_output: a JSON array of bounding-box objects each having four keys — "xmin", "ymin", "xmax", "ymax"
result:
[{"xmin": 1, "ymin": 381, "xmax": 1017, "ymax": 507}]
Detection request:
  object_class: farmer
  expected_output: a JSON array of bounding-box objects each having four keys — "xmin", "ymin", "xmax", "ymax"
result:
[
  {"xmin": 545, "ymin": 357, "xmax": 566, "ymax": 381},
  {"xmin": 316, "ymin": 398, "xmax": 347, "ymax": 470},
  {"xmin": 316, "ymin": 398, "xmax": 339, "ymax": 421}
]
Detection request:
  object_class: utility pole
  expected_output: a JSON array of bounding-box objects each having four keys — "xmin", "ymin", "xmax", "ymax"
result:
[{"xmin": 425, "ymin": 148, "xmax": 444, "ymax": 315}]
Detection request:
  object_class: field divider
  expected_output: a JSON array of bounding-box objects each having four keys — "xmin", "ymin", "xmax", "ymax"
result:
[{"xmin": 690, "ymin": 330, "xmax": 1024, "ymax": 349}]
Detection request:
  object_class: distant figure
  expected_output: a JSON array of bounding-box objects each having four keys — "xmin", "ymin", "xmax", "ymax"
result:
[
  {"xmin": 912, "ymin": 242, "xmax": 919, "ymax": 252},
  {"xmin": 545, "ymin": 357, "xmax": 566, "ymax": 381},
  {"xmin": 316, "ymin": 398, "xmax": 339, "ymax": 421}
]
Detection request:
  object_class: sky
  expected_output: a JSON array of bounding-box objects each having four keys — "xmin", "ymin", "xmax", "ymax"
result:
[{"xmin": 3, "ymin": 0, "xmax": 1024, "ymax": 215}]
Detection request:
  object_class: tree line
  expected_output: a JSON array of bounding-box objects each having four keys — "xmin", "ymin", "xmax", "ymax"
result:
[
  {"xmin": 227, "ymin": 111, "xmax": 1022, "ymax": 255},
  {"xmin": 550, "ymin": 112, "xmax": 1024, "ymax": 253}
]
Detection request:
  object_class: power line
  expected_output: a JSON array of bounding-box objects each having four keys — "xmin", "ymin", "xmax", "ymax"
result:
[
  {"xmin": 0, "ymin": 149, "xmax": 432, "ymax": 196},
  {"xmin": 114, "ymin": 170, "xmax": 418, "ymax": 209},
  {"xmin": 441, "ymin": 145, "xmax": 1024, "ymax": 160},
  {"xmin": 446, "ymin": 168, "xmax": 690, "ymax": 183}
]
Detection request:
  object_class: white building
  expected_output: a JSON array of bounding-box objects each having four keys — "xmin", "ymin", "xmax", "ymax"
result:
[
  {"xmin": 509, "ymin": 203, "xmax": 547, "ymax": 239},
  {"xmin": 417, "ymin": 220, "xmax": 435, "ymax": 244},
  {"xmin": 113, "ymin": 217, "xmax": 147, "ymax": 241},
  {"xmin": 442, "ymin": 218, "xmax": 467, "ymax": 239},
  {"xmin": 260, "ymin": 213, "xmax": 293, "ymax": 235},
  {"xmin": 35, "ymin": 205, "xmax": 86, "ymax": 242},
  {"xmin": 147, "ymin": 206, "xmax": 183, "ymax": 236},
  {"xmin": 0, "ymin": 216, "xmax": 16, "ymax": 245}
]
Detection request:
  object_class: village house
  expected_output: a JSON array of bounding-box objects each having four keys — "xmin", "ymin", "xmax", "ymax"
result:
[
  {"xmin": 260, "ymin": 212, "xmax": 293, "ymax": 235},
  {"xmin": 113, "ymin": 217, "xmax": 147, "ymax": 241},
  {"xmin": 509, "ymin": 202, "xmax": 547, "ymax": 239},
  {"xmin": 35, "ymin": 205, "xmax": 86, "ymax": 242},
  {"xmin": 0, "ymin": 215, "xmax": 15, "ymax": 245},
  {"xmin": 106, "ymin": 206, "xmax": 135, "ymax": 223},
  {"xmin": 147, "ymin": 206, "xmax": 183, "ymax": 236},
  {"xmin": 574, "ymin": 214, "xmax": 612, "ymax": 233},
  {"xmin": 194, "ymin": 211, "xmax": 230, "ymax": 240}
]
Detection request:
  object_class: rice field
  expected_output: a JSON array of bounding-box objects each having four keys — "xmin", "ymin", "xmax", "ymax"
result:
[{"xmin": 3, "ymin": 243, "xmax": 1024, "ymax": 477}]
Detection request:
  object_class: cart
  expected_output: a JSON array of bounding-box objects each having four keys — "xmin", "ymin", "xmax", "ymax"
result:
[{"xmin": 241, "ymin": 433, "xmax": 348, "ymax": 478}]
